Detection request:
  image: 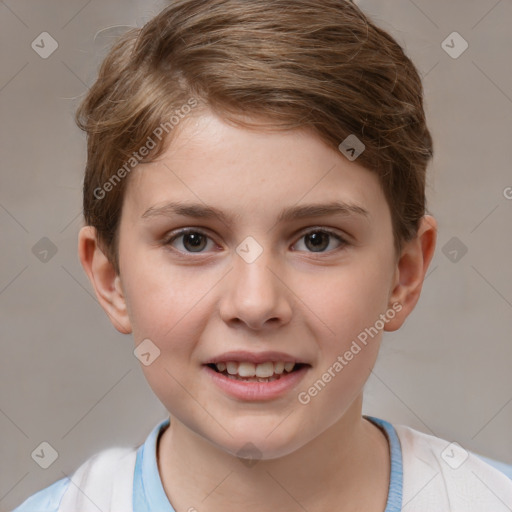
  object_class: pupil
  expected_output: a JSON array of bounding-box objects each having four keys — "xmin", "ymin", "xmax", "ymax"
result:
[
  {"xmin": 184, "ymin": 233, "xmax": 206, "ymax": 252},
  {"xmin": 306, "ymin": 232, "xmax": 328, "ymax": 252}
]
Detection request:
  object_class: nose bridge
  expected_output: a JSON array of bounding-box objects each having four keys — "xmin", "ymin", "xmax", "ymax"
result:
[{"xmin": 219, "ymin": 236, "xmax": 292, "ymax": 329}]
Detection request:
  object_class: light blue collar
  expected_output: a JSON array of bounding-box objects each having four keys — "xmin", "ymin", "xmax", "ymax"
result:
[{"xmin": 133, "ymin": 415, "xmax": 403, "ymax": 511}]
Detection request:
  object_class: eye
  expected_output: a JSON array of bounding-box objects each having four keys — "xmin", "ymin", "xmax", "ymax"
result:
[
  {"xmin": 292, "ymin": 228, "xmax": 348, "ymax": 254},
  {"xmin": 163, "ymin": 227, "xmax": 349, "ymax": 255},
  {"xmin": 164, "ymin": 228, "xmax": 216, "ymax": 254}
]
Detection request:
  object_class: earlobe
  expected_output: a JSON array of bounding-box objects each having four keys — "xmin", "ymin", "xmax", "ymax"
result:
[
  {"xmin": 384, "ymin": 215, "xmax": 437, "ymax": 332},
  {"xmin": 78, "ymin": 225, "xmax": 132, "ymax": 335}
]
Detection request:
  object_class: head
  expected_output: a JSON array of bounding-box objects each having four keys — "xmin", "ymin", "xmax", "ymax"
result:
[{"xmin": 77, "ymin": 0, "xmax": 436, "ymax": 459}]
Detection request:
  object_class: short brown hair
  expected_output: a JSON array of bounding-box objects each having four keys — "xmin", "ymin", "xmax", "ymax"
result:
[{"xmin": 76, "ymin": 0, "xmax": 433, "ymax": 275}]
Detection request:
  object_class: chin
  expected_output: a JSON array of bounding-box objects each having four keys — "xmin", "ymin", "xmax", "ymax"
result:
[{"xmin": 209, "ymin": 426, "xmax": 310, "ymax": 462}]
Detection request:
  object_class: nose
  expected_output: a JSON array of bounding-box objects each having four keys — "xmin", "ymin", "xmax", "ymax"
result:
[{"xmin": 218, "ymin": 245, "xmax": 293, "ymax": 330}]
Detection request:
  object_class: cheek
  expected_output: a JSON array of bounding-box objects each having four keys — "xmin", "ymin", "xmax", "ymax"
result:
[
  {"xmin": 294, "ymin": 266, "xmax": 388, "ymax": 424},
  {"xmin": 122, "ymin": 248, "xmax": 214, "ymax": 340},
  {"xmin": 121, "ymin": 254, "xmax": 219, "ymax": 395},
  {"xmin": 300, "ymin": 257, "xmax": 392, "ymax": 346}
]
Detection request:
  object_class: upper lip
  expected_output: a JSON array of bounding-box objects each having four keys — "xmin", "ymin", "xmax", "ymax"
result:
[{"xmin": 203, "ymin": 350, "xmax": 309, "ymax": 365}]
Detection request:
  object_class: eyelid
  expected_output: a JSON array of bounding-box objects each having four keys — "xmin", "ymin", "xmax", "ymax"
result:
[
  {"xmin": 163, "ymin": 227, "xmax": 217, "ymax": 248},
  {"xmin": 295, "ymin": 225, "xmax": 350, "ymax": 242},
  {"xmin": 163, "ymin": 226, "xmax": 350, "ymax": 254},
  {"xmin": 291, "ymin": 226, "xmax": 350, "ymax": 253}
]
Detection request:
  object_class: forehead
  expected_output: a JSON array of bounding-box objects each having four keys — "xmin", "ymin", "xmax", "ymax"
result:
[{"xmin": 123, "ymin": 111, "xmax": 388, "ymax": 225}]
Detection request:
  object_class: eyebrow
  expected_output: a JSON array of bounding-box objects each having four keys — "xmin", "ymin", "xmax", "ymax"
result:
[{"xmin": 141, "ymin": 200, "xmax": 370, "ymax": 224}]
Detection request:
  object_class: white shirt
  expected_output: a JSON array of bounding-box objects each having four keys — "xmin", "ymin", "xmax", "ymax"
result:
[{"xmin": 12, "ymin": 416, "xmax": 512, "ymax": 511}]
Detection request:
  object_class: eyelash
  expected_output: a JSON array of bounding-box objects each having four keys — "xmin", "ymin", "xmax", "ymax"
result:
[{"xmin": 163, "ymin": 227, "xmax": 349, "ymax": 256}]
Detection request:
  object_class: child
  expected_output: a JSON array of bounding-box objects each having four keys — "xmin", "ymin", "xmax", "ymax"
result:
[{"xmin": 13, "ymin": 0, "xmax": 512, "ymax": 510}]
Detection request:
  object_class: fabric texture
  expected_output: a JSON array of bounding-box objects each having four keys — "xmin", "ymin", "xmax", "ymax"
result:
[
  {"xmin": 12, "ymin": 416, "xmax": 512, "ymax": 512},
  {"xmin": 396, "ymin": 424, "xmax": 512, "ymax": 510}
]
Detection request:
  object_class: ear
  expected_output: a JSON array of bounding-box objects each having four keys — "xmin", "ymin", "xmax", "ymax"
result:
[
  {"xmin": 78, "ymin": 225, "xmax": 132, "ymax": 334},
  {"xmin": 384, "ymin": 215, "xmax": 437, "ymax": 332}
]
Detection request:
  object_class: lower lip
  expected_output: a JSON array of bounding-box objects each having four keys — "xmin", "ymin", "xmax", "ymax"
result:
[{"xmin": 202, "ymin": 364, "xmax": 310, "ymax": 401}]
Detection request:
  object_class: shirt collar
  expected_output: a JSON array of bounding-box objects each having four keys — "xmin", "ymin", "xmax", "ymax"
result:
[{"xmin": 133, "ymin": 415, "xmax": 403, "ymax": 512}]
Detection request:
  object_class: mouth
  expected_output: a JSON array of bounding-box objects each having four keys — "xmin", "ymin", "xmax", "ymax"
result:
[
  {"xmin": 203, "ymin": 360, "xmax": 311, "ymax": 401},
  {"xmin": 205, "ymin": 361, "xmax": 310, "ymax": 382}
]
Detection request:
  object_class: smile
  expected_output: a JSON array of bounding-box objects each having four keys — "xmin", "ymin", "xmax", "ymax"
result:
[
  {"xmin": 203, "ymin": 362, "xmax": 311, "ymax": 400},
  {"xmin": 208, "ymin": 361, "xmax": 306, "ymax": 380}
]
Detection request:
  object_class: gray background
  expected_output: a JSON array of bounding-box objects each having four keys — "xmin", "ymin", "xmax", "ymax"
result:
[{"xmin": 1, "ymin": 0, "xmax": 511, "ymax": 510}]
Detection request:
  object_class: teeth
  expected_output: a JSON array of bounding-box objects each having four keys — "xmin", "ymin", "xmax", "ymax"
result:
[
  {"xmin": 227, "ymin": 374, "xmax": 280, "ymax": 382},
  {"xmin": 284, "ymin": 362, "xmax": 295, "ymax": 372},
  {"xmin": 226, "ymin": 361, "xmax": 238, "ymax": 375},
  {"xmin": 238, "ymin": 362, "xmax": 256, "ymax": 377},
  {"xmin": 215, "ymin": 361, "xmax": 297, "ymax": 377},
  {"xmin": 274, "ymin": 361, "xmax": 285, "ymax": 374}
]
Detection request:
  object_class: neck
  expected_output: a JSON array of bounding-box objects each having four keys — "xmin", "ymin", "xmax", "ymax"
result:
[{"xmin": 157, "ymin": 395, "xmax": 390, "ymax": 512}]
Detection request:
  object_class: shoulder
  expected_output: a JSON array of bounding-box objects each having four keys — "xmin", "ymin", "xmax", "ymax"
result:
[
  {"xmin": 394, "ymin": 423, "xmax": 512, "ymax": 511},
  {"xmin": 12, "ymin": 447, "xmax": 137, "ymax": 512},
  {"xmin": 477, "ymin": 454, "xmax": 512, "ymax": 480},
  {"xmin": 12, "ymin": 477, "xmax": 70, "ymax": 512}
]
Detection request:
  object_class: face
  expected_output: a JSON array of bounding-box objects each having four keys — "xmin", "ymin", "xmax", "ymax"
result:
[{"xmin": 115, "ymin": 110, "xmax": 400, "ymax": 459}]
